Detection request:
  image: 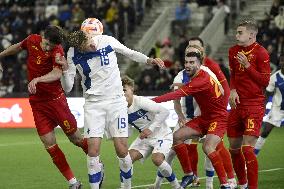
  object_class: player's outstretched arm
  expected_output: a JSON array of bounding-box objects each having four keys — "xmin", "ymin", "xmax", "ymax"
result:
[
  {"xmin": 0, "ymin": 42, "xmax": 22, "ymax": 59},
  {"xmin": 28, "ymin": 67, "xmax": 62, "ymax": 94},
  {"xmin": 146, "ymin": 58, "xmax": 165, "ymax": 68}
]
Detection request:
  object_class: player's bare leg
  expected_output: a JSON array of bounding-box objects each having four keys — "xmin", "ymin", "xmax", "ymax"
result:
[
  {"xmin": 40, "ymin": 131, "xmax": 81, "ymax": 188},
  {"xmin": 114, "ymin": 137, "xmax": 133, "ymax": 189},
  {"xmin": 87, "ymin": 137, "xmax": 104, "ymax": 189},
  {"xmin": 68, "ymin": 129, "xmax": 88, "ymax": 154},
  {"xmin": 203, "ymin": 134, "xmax": 230, "ymax": 188}
]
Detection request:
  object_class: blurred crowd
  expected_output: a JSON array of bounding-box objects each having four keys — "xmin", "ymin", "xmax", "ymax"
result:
[
  {"xmin": 0, "ymin": 0, "xmax": 153, "ymax": 97},
  {"xmin": 0, "ymin": 0, "xmax": 283, "ymax": 97}
]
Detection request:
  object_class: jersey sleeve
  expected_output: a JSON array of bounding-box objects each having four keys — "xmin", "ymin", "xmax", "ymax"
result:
[
  {"xmin": 246, "ymin": 47, "xmax": 271, "ymax": 87},
  {"xmin": 153, "ymin": 72, "xmax": 209, "ymax": 103},
  {"xmin": 109, "ymin": 36, "xmax": 149, "ymax": 63},
  {"xmin": 51, "ymin": 46, "xmax": 65, "ymax": 69},
  {"xmin": 20, "ymin": 35, "xmax": 32, "ymax": 49},
  {"xmin": 266, "ymin": 72, "xmax": 277, "ymax": 92},
  {"xmin": 228, "ymin": 48, "xmax": 236, "ymax": 89},
  {"xmin": 61, "ymin": 47, "xmax": 77, "ymax": 93},
  {"xmin": 137, "ymin": 96, "xmax": 169, "ymax": 132}
]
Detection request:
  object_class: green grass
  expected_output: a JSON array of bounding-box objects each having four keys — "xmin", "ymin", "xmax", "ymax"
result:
[{"xmin": 0, "ymin": 128, "xmax": 283, "ymax": 189}]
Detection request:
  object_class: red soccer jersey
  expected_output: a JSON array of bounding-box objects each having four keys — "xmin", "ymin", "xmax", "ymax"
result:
[
  {"xmin": 153, "ymin": 70, "xmax": 227, "ymax": 120},
  {"xmin": 20, "ymin": 34, "xmax": 64, "ymax": 102},
  {"xmin": 229, "ymin": 42, "xmax": 270, "ymax": 106},
  {"xmin": 204, "ymin": 57, "xmax": 230, "ymax": 107}
]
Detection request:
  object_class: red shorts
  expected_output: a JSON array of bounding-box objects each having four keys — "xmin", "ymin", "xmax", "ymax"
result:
[
  {"xmin": 186, "ymin": 116, "xmax": 227, "ymax": 138},
  {"xmin": 227, "ymin": 105, "xmax": 265, "ymax": 138},
  {"xmin": 30, "ymin": 94, "xmax": 77, "ymax": 136}
]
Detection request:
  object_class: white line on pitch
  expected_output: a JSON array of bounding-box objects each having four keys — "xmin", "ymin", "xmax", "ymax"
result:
[{"xmin": 131, "ymin": 167, "xmax": 284, "ymax": 188}]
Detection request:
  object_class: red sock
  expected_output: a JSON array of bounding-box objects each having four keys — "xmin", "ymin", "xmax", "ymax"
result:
[
  {"xmin": 216, "ymin": 141, "xmax": 235, "ymax": 179},
  {"xmin": 207, "ymin": 151, "xmax": 227, "ymax": 185},
  {"xmin": 186, "ymin": 143, "xmax": 198, "ymax": 176},
  {"xmin": 46, "ymin": 144, "xmax": 74, "ymax": 181},
  {"xmin": 242, "ymin": 145, "xmax": 258, "ymax": 189},
  {"xmin": 229, "ymin": 148, "xmax": 247, "ymax": 185},
  {"xmin": 76, "ymin": 138, "xmax": 88, "ymax": 154},
  {"xmin": 173, "ymin": 143, "xmax": 192, "ymax": 174}
]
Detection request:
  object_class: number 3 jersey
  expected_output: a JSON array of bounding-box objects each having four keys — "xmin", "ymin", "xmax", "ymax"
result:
[
  {"xmin": 64, "ymin": 35, "xmax": 149, "ymax": 99},
  {"xmin": 128, "ymin": 95, "xmax": 172, "ymax": 138}
]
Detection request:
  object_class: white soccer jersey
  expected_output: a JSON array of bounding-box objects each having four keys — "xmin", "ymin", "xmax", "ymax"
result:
[
  {"xmin": 267, "ymin": 70, "xmax": 284, "ymax": 108},
  {"xmin": 62, "ymin": 34, "xmax": 148, "ymax": 100},
  {"xmin": 128, "ymin": 95, "xmax": 172, "ymax": 138},
  {"xmin": 263, "ymin": 70, "xmax": 284, "ymax": 127},
  {"xmin": 173, "ymin": 69, "xmax": 200, "ymax": 119}
]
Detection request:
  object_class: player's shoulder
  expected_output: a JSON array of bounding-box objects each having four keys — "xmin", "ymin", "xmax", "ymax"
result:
[
  {"xmin": 229, "ymin": 44, "xmax": 239, "ymax": 53},
  {"xmin": 25, "ymin": 34, "xmax": 41, "ymax": 43},
  {"xmin": 255, "ymin": 43, "xmax": 269, "ymax": 54}
]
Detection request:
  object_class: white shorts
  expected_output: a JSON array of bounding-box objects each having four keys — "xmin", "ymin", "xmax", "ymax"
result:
[
  {"xmin": 129, "ymin": 133, "xmax": 173, "ymax": 161},
  {"xmin": 263, "ymin": 107, "xmax": 284, "ymax": 127},
  {"xmin": 84, "ymin": 95, "xmax": 128, "ymax": 139}
]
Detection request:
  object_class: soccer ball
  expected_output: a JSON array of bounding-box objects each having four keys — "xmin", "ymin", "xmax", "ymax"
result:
[{"xmin": 81, "ymin": 18, "xmax": 103, "ymax": 35}]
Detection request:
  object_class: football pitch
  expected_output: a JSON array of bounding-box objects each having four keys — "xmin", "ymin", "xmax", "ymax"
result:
[{"xmin": 0, "ymin": 128, "xmax": 283, "ymax": 189}]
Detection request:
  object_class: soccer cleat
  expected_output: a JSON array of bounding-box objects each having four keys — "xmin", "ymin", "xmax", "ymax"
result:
[
  {"xmin": 180, "ymin": 174, "xmax": 196, "ymax": 189},
  {"xmin": 220, "ymin": 184, "xmax": 231, "ymax": 189},
  {"xmin": 99, "ymin": 162, "xmax": 105, "ymax": 188},
  {"xmin": 69, "ymin": 181, "xmax": 82, "ymax": 189},
  {"xmin": 190, "ymin": 177, "xmax": 200, "ymax": 187},
  {"xmin": 228, "ymin": 179, "xmax": 237, "ymax": 189}
]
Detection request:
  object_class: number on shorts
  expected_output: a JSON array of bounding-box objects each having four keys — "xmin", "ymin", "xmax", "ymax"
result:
[
  {"xmin": 158, "ymin": 140, "xmax": 163, "ymax": 147},
  {"xmin": 63, "ymin": 120, "xmax": 71, "ymax": 130},
  {"xmin": 118, "ymin": 117, "xmax": 126, "ymax": 129}
]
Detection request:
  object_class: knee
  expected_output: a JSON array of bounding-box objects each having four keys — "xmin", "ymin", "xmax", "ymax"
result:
[
  {"xmin": 202, "ymin": 143, "xmax": 214, "ymax": 155},
  {"xmin": 152, "ymin": 154, "xmax": 164, "ymax": 166},
  {"xmin": 173, "ymin": 131, "xmax": 182, "ymax": 145}
]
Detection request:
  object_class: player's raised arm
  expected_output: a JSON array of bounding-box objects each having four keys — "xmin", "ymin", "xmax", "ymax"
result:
[
  {"xmin": 0, "ymin": 42, "xmax": 22, "ymax": 59},
  {"xmin": 109, "ymin": 36, "xmax": 165, "ymax": 68},
  {"xmin": 57, "ymin": 48, "xmax": 77, "ymax": 93}
]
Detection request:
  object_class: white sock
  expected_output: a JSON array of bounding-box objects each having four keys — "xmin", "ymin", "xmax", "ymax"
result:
[
  {"xmin": 157, "ymin": 161, "xmax": 179, "ymax": 188},
  {"xmin": 118, "ymin": 153, "xmax": 133, "ymax": 189},
  {"xmin": 68, "ymin": 177, "xmax": 77, "ymax": 185},
  {"xmin": 255, "ymin": 136, "xmax": 266, "ymax": 150},
  {"xmin": 87, "ymin": 155, "xmax": 101, "ymax": 189},
  {"xmin": 239, "ymin": 183, "xmax": 248, "ymax": 189}
]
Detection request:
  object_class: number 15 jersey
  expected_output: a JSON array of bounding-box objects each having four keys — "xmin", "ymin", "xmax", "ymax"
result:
[{"xmin": 64, "ymin": 35, "xmax": 149, "ymax": 100}]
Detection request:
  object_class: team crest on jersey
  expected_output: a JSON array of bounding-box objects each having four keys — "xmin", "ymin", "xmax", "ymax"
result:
[{"xmin": 247, "ymin": 54, "xmax": 254, "ymax": 62}]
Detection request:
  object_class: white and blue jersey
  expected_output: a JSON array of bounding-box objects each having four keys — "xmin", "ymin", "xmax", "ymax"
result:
[
  {"xmin": 264, "ymin": 70, "xmax": 284, "ymax": 127},
  {"xmin": 173, "ymin": 69, "xmax": 200, "ymax": 119},
  {"xmin": 62, "ymin": 34, "xmax": 148, "ymax": 99},
  {"xmin": 128, "ymin": 95, "xmax": 173, "ymax": 159},
  {"xmin": 61, "ymin": 34, "xmax": 150, "ymax": 138}
]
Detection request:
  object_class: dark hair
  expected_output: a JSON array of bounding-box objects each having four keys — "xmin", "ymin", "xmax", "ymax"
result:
[
  {"xmin": 185, "ymin": 51, "xmax": 202, "ymax": 63},
  {"xmin": 43, "ymin": 25, "xmax": 64, "ymax": 45},
  {"xmin": 121, "ymin": 75, "xmax": 135, "ymax": 88},
  {"xmin": 238, "ymin": 20, "xmax": 258, "ymax": 33},
  {"xmin": 67, "ymin": 30, "xmax": 88, "ymax": 50},
  {"xmin": 188, "ymin": 37, "xmax": 204, "ymax": 47}
]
